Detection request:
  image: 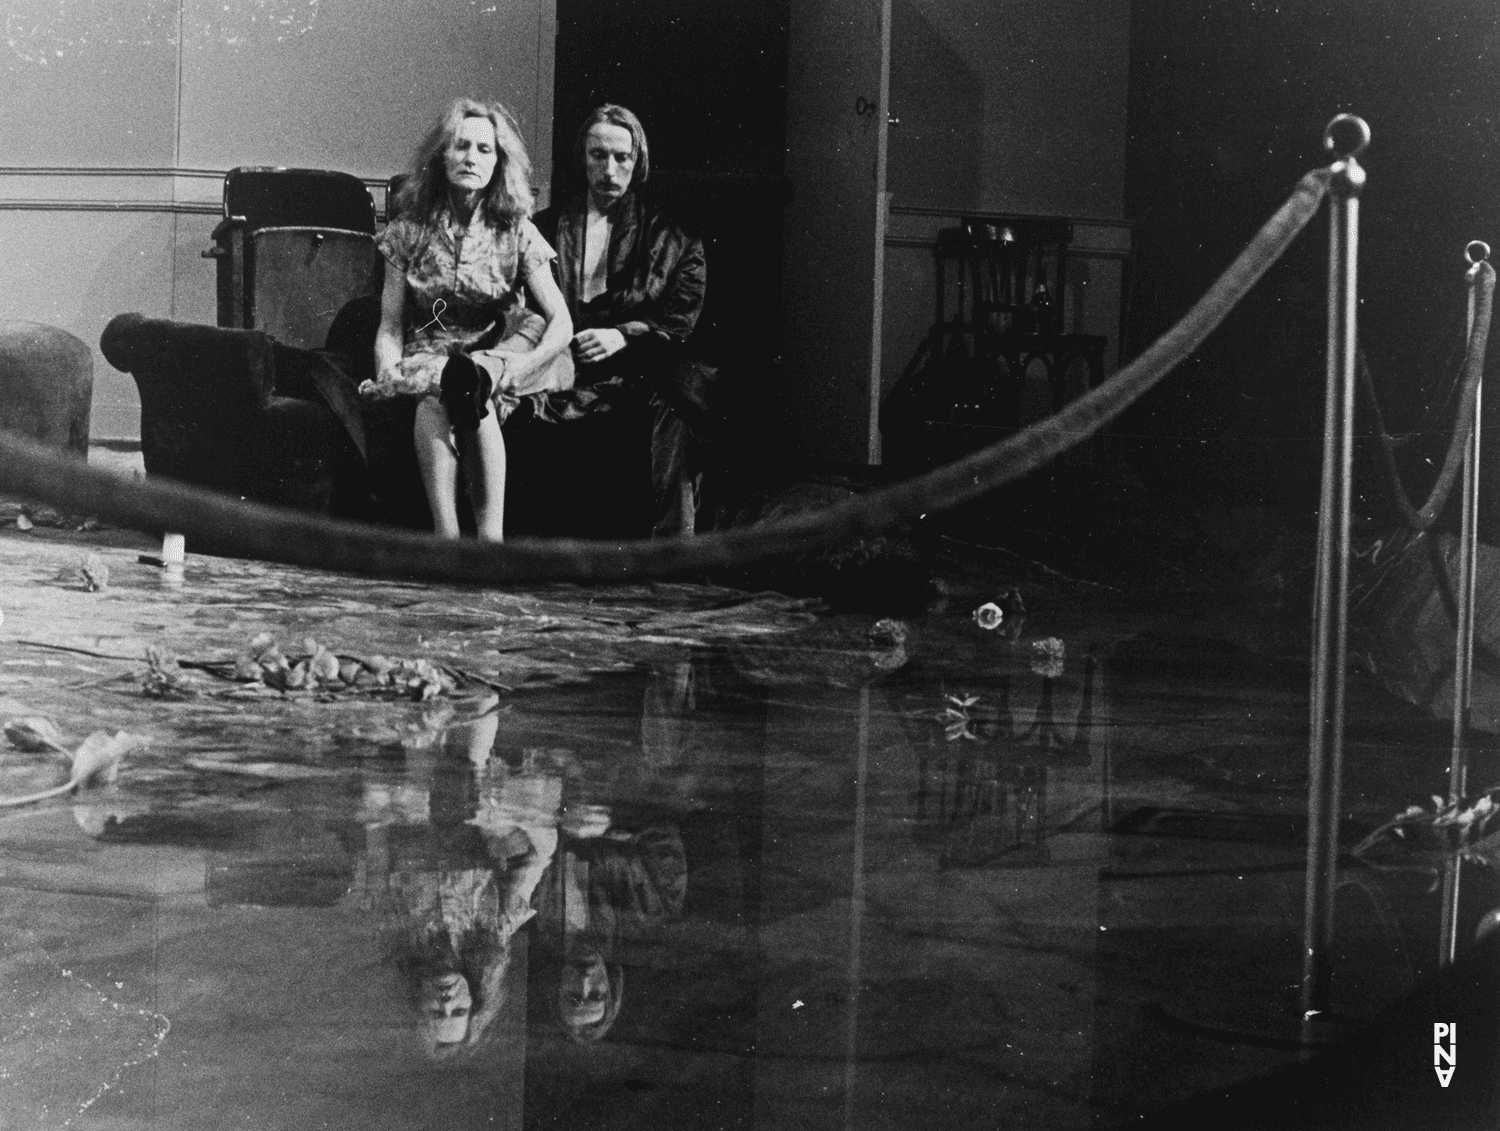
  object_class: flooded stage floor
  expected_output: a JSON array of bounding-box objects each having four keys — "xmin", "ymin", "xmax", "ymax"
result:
[{"xmin": 0, "ymin": 522, "xmax": 1492, "ymax": 1129}]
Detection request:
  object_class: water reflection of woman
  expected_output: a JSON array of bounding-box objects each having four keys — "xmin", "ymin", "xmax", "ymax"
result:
[
  {"xmin": 358, "ymin": 710, "xmax": 558, "ymax": 1057},
  {"xmin": 535, "ymin": 816, "xmax": 686, "ymax": 1042}
]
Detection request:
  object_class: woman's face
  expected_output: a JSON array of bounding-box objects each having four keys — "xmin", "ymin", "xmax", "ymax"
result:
[
  {"xmin": 445, "ymin": 116, "xmax": 499, "ymax": 196},
  {"xmin": 419, "ymin": 972, "xmax": 473, "ymax": 1047}
]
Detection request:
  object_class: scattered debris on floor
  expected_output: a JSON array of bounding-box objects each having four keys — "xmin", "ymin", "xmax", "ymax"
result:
[
  {"xmin": 1, "ymin": 500, "xmax": 99, "ymax": 532},
  {"xmin": 1, "ymin": 719, "xmax": 139, "ymax": 806},
  {"xmin": 79, "ymin": 552, "xmax": 109, "ymax": 592},
  {"xmin": 140, "ymin": 635, "xmax": 504, "ymax": 701},
  {"xmin": 1354, "ymin": 784, "xmax": 1500, "ymax": 869}
]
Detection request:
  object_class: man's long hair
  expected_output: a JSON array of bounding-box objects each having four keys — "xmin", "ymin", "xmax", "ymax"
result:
[
  {"xmin": 572, "ymin": 103, "xmax": 651, "ymax": 187},
  {"xmin": 395, "ymin": 97, "xmax": 534, "ymax": 228}
]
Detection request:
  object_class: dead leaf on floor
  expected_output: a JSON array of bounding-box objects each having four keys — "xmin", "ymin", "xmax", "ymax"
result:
[
  {"xmin": 79, "ymin": 554, "xmax": 109, "ymax": 592},
  {"xmin": 184, "ymin": 759, "xmax": 340, "ymax": 781},
  {"xmin": 4, "ymin": 717, "xmax": 68, "ymax": 756},
  {"xmin": 142, "ymin": 646, "xmax": 200, "ymax": 698},
  {"xmin": 68, "ymin": 731, "xmax": 140, "ymax": 786}
]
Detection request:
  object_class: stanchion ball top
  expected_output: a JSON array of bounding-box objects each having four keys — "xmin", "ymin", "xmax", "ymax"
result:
[
  {"xmin": 1323, "ymin": 114, "xmax": 1371, "ymax": 159},
  {"xmin": 1466, "ymin": 240, "xmax": 1491, "ymax": 265}
]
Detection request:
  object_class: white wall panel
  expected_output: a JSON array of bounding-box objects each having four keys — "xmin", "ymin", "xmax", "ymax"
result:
[{"xmin": 0, "ymin": 0, "xmax": 556, "ymax": 442}]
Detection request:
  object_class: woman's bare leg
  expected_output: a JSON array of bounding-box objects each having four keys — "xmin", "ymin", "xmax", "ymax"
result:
[
  {"xmin": 414, "ymin": 397, "xmax": 463, "ymax": 537},
  {"xmin": 459, "ymin": 412, "xmax": 506, "ymax": 542}
]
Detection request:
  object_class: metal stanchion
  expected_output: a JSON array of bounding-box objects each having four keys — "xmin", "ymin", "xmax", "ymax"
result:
[
  {"xmin": 1301, "ymin": 114, "xmax": 1369, "ymax": 1047},
  {"xmin": 1438, "ymin": 239, "xmax": 1491, "ymax": 966}
]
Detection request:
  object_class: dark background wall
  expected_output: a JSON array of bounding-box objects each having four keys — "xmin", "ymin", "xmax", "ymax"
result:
[
  {"xmin": 551, "ymin": 0, "xmax": 791, "ymax": 387},
  {"xmin": 552, "ymin": 0, "xmax": 790, "ymax": 189},
  {"xmin": 548, "ymin": 1, "xmax": 1500, "ymax": 515},
  {"xmin": 1122, "ymin": 0, "xmax": 1500, "ymax": 526}
]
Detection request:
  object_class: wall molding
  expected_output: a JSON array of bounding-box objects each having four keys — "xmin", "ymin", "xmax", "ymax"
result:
[
  {"xmin": 0, "ymin": 199, "xmax": 221, "ymax": 214},
  {"xmin": 0, "ymin": 166, "xmax": 224, "ymax": 178},
  {"xmin": 0, "ymin": 165, "xmax": 391, "ymax": 217}
]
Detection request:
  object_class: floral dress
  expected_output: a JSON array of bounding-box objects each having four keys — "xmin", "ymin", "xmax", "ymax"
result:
[{"xmin": 376, "ymin": 206, "xmax": 562, "ymax": 416}]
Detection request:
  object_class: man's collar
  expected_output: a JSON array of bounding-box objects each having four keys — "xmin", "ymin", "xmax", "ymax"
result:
[{"xmin": 574, "ymin": 188, "xmax": 637, "ymax": 220}]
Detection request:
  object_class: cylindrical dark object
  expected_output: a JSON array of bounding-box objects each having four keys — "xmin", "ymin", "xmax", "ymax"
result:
[{"xmin": 0, "ymin": 320, "xmax": 93, "ymax": 456}]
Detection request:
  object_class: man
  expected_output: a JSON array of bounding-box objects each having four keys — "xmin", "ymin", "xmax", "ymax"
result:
[{"xmin": 534, "ymin": 104, "xmax": 710, "ymax": 536}]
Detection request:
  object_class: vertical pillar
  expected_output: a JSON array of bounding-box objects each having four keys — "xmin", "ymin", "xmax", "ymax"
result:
[
  {"xmin": 1301, "ymin": 114, "xmax": 1368, "ymax": 1045},
  {"xmin": 1439, "ymin": 240, "xmax": 1492, "ymax": 966}
]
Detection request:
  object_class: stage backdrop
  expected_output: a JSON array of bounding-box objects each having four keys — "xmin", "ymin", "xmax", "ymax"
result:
[{"xmin": 0, "ymin": 0, "xmax": 556, "ymax": 442}]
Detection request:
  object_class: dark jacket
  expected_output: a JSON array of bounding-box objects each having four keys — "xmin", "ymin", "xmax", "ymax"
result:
[{"xmin": 534, "ymin": 190, "xmax": 707, "ymax": 349}]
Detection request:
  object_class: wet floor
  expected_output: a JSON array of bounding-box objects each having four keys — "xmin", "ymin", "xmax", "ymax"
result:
[{"xmin": 0, "ymin": 521, "xmax": 1494, "ymax": 1129}]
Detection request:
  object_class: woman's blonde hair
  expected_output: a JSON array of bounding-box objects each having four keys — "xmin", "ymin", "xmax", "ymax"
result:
[
  {"xmin": 397, "ymin": 97, "xmax": 534, "ymax": 227},
  {"xmin": 386, "ymin": 921, "xmax": 512, "ymax": 1060}
]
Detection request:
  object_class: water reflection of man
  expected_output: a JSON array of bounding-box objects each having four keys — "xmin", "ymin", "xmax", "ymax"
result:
[{"xmin": 537, "ymin": 812, "xmax": 686, "ymax": 1043}]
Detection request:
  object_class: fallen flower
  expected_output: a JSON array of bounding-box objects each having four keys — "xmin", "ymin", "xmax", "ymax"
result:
[
  {"xmin": 142, "ymin": 645, "xmax": 200, "ymax": 698},
  {"xmin": 938, "ymin": 693, "xmax": 982, "ymax": 742},
  {"xmin": 185, "ymin": 759, "xmax": 340, "ymax": 781},
  {"xmin": 973, "ymin": 602, "xmax": 1004, "ymax": 630},
  {"xmin": 147, "ymin": 634, "xmax": 490, "ymax": 701},
  {"xmin": 4, "ymin": 716, "xmax": 69, "ymax": 757},
  {"xmin": 1030, "ymin": 637, "xmax": 1066, "ymax": 679},
  {"xmin": 79, "ymin": 553, "xmax": 109, "ymax": 592},
  {"xmin": 0, "ymin": 730, "xmax": 140, "ymax": 808}
]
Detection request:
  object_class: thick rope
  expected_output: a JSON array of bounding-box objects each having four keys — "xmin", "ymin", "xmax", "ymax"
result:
[
  {"xmin": 0, "ymin": 169, "xmax": 1332, "ymax": 585},
  {"xmin": 1358, "ymin": 260, "xmax": 1496, "ymax": 532}
]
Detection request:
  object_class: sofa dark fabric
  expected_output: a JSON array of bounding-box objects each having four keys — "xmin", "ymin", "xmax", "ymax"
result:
[
  {"xmin": 101, "ymin": 313, "xmax": 375, "ymax": 520},
  {"xmin": 101, "ymin": 308, "xmax": 658, "ymax": 537},
  {"xmin": 0, "ymin": 320, "xmax": 93, "ymax": 456}
]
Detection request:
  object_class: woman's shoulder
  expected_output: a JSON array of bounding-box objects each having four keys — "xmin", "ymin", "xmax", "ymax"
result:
[
  {"xmin": 511, "ymin": 215, "xmax": 546, "ymax": 242},
  {"xmin": 378, "ymin": 214, "xmax": 434, "ymax": 257},
  {"xmin": 512, "ymin": 216, "xmax": 556, "ymax": 261}
]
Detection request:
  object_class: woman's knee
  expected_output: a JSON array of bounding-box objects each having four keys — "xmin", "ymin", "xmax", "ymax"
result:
[
  {"xmin": 467, "ymin": 418, "xmax": 507, "ymax": 488},
  {"xmin": 414, "ymin": 399, "xmax": 459, "ymax": 459}
]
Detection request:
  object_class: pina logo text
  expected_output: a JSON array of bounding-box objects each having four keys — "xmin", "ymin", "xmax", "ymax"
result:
[{"xmin": 1434, "ymin": 1023, "xmax": 1456, "ymax": 1087}]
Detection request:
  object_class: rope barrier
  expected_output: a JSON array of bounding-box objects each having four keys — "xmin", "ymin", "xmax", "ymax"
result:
[
  {"xmin": 0, "ymin": 168, "xmax": 1332, "ymax": 585},
  {"xmin": 1358, "ymin": 260, "xmax": 1496, "ymax": 532}
]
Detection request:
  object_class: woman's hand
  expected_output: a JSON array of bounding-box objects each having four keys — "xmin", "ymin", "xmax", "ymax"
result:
[
  {"xmin": 358, "ymin": 356, "xmax": 443, "ymax": 400},
  {"xmin": 572, "ymin": 327, "xmax": 627, "ymax": 365}
]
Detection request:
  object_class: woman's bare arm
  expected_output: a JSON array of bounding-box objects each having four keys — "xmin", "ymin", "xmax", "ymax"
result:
[
  {"xmin": 372, "ymin": 266, "xmax": 406, "ymax": 384},
  {"xmin": 494, "ymin": 267, "xmax": 573, "ymax": 390}
]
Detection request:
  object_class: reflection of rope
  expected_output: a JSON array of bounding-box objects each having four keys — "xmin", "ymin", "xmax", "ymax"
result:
[
  {"xmin": 1358, "ymin": 260, "xmax": 1495, "ymax": 533},
  {"xmin": 0, "ymin": 170, "xmax": 1331, "ymax": 584}
]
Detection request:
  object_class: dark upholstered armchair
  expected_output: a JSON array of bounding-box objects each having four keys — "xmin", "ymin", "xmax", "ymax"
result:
[{"xmin": 100, "ymin": 313, "xmax": 389, "ymax": 520}]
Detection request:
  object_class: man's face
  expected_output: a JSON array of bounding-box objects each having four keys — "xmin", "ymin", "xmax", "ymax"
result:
[
  {"xmin": 584, "ymin": 122, "xmax": 637, "ymax": 209},
  {"xmin": 558, "ymin": 952, "xmax": 611, "ymax": 1028}
]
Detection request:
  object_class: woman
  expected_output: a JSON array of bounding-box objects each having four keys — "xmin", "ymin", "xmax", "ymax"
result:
[
  {"xmin": 364, "ymin": 98, "xmax": 573, "ymax": 541},
  {"xmin": 360, "ymin": 710, "xmax": 559, "ymax": 1058}
]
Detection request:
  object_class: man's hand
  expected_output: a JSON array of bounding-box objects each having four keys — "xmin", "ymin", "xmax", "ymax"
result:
[{"xmin": 571, "ymin": 327, "xmax": 627, "ymax": 365}]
